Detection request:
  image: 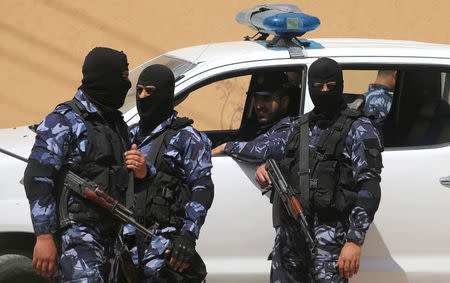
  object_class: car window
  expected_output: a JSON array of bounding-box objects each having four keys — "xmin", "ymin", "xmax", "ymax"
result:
[
  {"xmin": 342, "ymin": 68, "xmax": 450, "ymax": 148},
  {"xmin": 343, "ymin": 70, "xmax": 379, "ymax": 95},
  {"xmin": 343, "ymin": 67, "xmax": 450, "ymax": 148},
  {"xmin": 175, "ymin": 75, "xmax": 250, "ymax": 131},
  {"xmin": 175, "ymin": 68, "xmax": 304, "ymax": 148},
  {"xmin": 386, "ymin": 69, "xmax": 450, "ymax": 147},
  {"xmin": 442, "ymin": 72, "xmax": 450, "ymax": 104}
]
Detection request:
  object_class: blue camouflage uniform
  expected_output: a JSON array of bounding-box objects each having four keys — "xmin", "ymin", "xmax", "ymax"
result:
[
  {"xmin": 26, "ymin": 90, "xmax": 129, "ymax": 282},
  {"xmin": 363, "ymin": 83, "xmax": 393, "ymax": 121},
  {"xmin": 271, "ymin": 112, "xmax": 382, "ymax": 283},
  {"xmin": 224, "ymin": 116, "xmax": 295, "ymax": 163},
  {"xmin": 221, "ymin": 115, "xmax": 302, "ymax": 280},
  {"xmin": 123, "ymin": 111, "xmax": 213, "ymax": 281}
]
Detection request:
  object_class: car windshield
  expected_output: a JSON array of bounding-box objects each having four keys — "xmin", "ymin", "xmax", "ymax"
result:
[{"xmin": 120, "ymin": 55, "xmax": 196, "ymax": 113}]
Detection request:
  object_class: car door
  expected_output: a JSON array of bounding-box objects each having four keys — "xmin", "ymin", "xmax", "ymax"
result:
[
  {"xmin": 364, "ymin": 67, "xmax": 450, "ymax": 283},
  {"xmin": 172, "ymin": 62, "xmax": 307, "ymax": 280},
  {"xmin": 329, "ymin": 60, "xmax": 450, "ymax": 282}
]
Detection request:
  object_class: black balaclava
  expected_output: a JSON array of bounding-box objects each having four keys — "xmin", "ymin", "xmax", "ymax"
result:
[
  {"xmin": 308, "ymin": 57, "xmax": 345, "ymax": 119},
  {"xmin": 136, "ymin": 64, "xmax": 175, "ymax": 134},
  {"xmin": 80, "ymin": 47, "xmax": 131, "ymax": 110}
]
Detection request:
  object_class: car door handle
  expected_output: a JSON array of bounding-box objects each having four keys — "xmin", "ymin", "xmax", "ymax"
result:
[{"xmin": 440, "ymin": 176, "xmax": 450, "ymax": 187}]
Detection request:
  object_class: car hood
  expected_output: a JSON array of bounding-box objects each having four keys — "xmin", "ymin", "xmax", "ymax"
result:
[
  {"xmin": 0, "ymin": 126, "xmax": 36, "ymax": 160},
  {"xmin": 0, "ymin": 126, "xmax": 35, "ymax": 232}
]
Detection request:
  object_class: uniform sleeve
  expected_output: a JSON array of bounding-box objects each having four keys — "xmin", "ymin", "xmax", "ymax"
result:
[
  {"xmin": 24, "ymin": 111, "xmax": 75, "ymax": 235},
  {"xmin": 344, "ymin": 117, "xmax": 383, "ymax": 244},
  {"xmin": 365, "ymin": 90, "xmax": 392, "ymax": 120},
  {"xmin": 165, "ymin": 127, "xmax": 214, "ymax": 238},
  {"xmin": 345, "ymin": 206, "xmax": 370, "ymax": 245},
  {"xmin": 223, "ymin": 118, "xmax": 293, "ymax": 164}
]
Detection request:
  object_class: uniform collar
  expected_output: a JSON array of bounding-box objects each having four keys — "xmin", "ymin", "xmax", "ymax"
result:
[
  {"xmin": 133, "ymin": 111, "xmax": 178, "ymax": 146},
  {"xmin": 147, "ymin": 110, "xmax": 178, "ymax": 137},
  {"xmin": 368, "ymin": 83, "xmax": 393, "ymax": 93},
  {"xmin": 74, "ymin": 89, "xmax": 102, "ymax": 114}
]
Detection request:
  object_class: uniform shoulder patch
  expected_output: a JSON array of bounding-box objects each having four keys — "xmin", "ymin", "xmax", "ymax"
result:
[{"xmin": 363, "ymin": 138, "xmax": 380, "ymax": 149}]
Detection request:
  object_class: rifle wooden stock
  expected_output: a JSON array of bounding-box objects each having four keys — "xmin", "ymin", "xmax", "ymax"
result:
[{"xmin": 63, "ymin": 171, "xmax": 157, "ymax": 238}]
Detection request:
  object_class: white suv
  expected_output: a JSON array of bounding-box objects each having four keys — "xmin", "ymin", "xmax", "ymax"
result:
[{"xmin": 0, "ymin": 4, "xmax": 449, "ymax": 282}]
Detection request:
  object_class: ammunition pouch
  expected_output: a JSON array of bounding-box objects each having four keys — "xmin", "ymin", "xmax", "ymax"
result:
[
  {"xmin": 136, "ymin": 171, "xmax": 190, "ymax": 229},
  {"xmin": 310, "ymin": 157, "xmax": 358, "ymax": 217},
  {"xmin": 310, "ymin": 159, "xmax": 337, "ymax": 213}
]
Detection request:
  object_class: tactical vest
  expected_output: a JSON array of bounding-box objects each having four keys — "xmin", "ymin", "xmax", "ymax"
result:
[
  {"xmin": 134, "ymin": 117, "xmax": 194, "ymax": 229},
  {"xmin": 56, "ymin": 99, "xmax": 129, "ymax": 228},
  {"xmin": 277, "ymin": 108, "xmax": 365, "ymax": 225}
]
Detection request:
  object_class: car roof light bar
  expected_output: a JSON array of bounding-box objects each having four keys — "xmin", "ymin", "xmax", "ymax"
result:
[{"xmin": 236, "ymin": 4, "xmax": 320, "ymax": 47}]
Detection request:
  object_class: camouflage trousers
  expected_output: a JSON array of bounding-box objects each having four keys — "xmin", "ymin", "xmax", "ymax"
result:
[
  {"xmin": 58, "ymin": 223, "xmax": 122, "ymax": 283},
  {"xmin": 270, "ymin": 225, "xmax": 310, "ymax": 283},
  {"xmin": 270, "ymin": 216, "xmax": 349, "ymax": 283}
]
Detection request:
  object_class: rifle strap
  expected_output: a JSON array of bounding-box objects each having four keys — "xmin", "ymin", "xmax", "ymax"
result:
[
  {"xmin": 135, "ymin": 129, "xmax": 169, "ymax": 268},
  {"xmin": 126, "ymin": 171, "xmax": 134, "ymax": 209},
  {"xmin": 298, "ymin": 114, "xmax": 310, "ymax": 202}
]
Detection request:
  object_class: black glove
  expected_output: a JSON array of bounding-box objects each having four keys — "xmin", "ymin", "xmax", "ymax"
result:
[{"xmin": 170, "ymin": 230, "xmax": 197, "ymax": 272}]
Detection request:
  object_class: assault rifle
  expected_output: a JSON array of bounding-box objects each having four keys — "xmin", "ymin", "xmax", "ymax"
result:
[
  {"xmin": 62, "ymin": 172, "xmax": 148, "ymax": 283},
  {"xmin": 265, "ymin": 158, "xmax": 317, "ymax": 254},
  {"xmin": 0, "ymin": 147, "xmax": 156, "ymax": 239},
  {"xmin": 62, "ymin": 170, "xmax": 157, "ymax": 238}
]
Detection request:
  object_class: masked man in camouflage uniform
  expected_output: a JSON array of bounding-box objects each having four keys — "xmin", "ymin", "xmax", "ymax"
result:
[
  {"xmin": 256, "ymin": 57, "xmax": 383, "ymax": 282},
  {"xmin": 123, "ymin": 64, "xmax": 214, "ymax": 282},
  {"xmin": 212, "ymin": 71, "xmax": 298, "ymax": 163},
  {"xmin": 23, "ymin": 47, "xmax": 142, "ymax": 282},
  {"xmin": 363, "ymin": 70, "xmax": 397, "ymax": 122}
]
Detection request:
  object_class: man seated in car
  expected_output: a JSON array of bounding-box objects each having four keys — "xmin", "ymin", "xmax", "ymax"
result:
[
  {"xmin": 211, "ymin": 71, "xmax": 298, "ymax": 164},
  {"xmin": 363, "ymin": 70, "xmax": 397, "ymax": 121}
]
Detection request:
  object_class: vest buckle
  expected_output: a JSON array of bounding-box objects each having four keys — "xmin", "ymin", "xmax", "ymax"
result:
[
  {"xmin": 162, "ymin": 187, "xmax": 174, "ymax": 199},
  {"xmin": 316, "ymin": 152, "xmax": 326, "ymax": 160},
  {"xmin": 298, "ymin": 169, "xmax": 309, "ymax": 176},
  {"xmin": 310, "ymin": 178, "xmax": 318, "ymax": 189}
]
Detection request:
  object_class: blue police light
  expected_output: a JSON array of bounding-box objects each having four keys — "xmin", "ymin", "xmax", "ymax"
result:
[{"xmin": 236, "ymin": 4, "xmax": 320, "ymax": 38}]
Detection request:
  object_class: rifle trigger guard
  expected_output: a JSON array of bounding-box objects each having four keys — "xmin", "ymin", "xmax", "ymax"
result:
[{"xmin": 261, "ymin": 185, "xmax": 272, "ymax": 195}]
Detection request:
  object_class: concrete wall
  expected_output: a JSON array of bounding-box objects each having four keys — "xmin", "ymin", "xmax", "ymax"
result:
[{"xmin": 1, "ymin": 0, "xmax": 449, "ymax": 128}]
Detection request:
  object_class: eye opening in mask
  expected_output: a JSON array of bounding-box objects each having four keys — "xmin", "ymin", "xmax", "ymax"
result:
[
  {"xmin": 121, "ymin": 70, "xmax": 129, "ymax": 79},
  {"xmin": 136, "ymin": 86, "xmax": 156, "ymax": 95},
  {"xmin": 312, "ymin": 81, "xmax": 337, "ymax": 91}
]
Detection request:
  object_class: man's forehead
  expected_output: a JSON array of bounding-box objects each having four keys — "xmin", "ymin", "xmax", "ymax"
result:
[
  {"xmin": 311, "ymin": 69, "xmax": 337, "ymax": 78},
  {"xmin": 253, "ymin": 91, "xmax": 279, "ymax": 98},
  {"xmin": 251, "ymin": 72, "xmax": 288, "ymax": 93}
]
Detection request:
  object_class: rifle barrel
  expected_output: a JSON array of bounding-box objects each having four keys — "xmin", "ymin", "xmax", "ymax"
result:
[
  {"xmin": 114, "ymin": 209, "xmax": 156, "ymax": 238},
  {"xmin": 0, "ymin": 147, "xmax": 28, "ymax": 163},
  {"xmin": 0, "ymin": 147, "xmax": 157, "ymax": 240}
]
